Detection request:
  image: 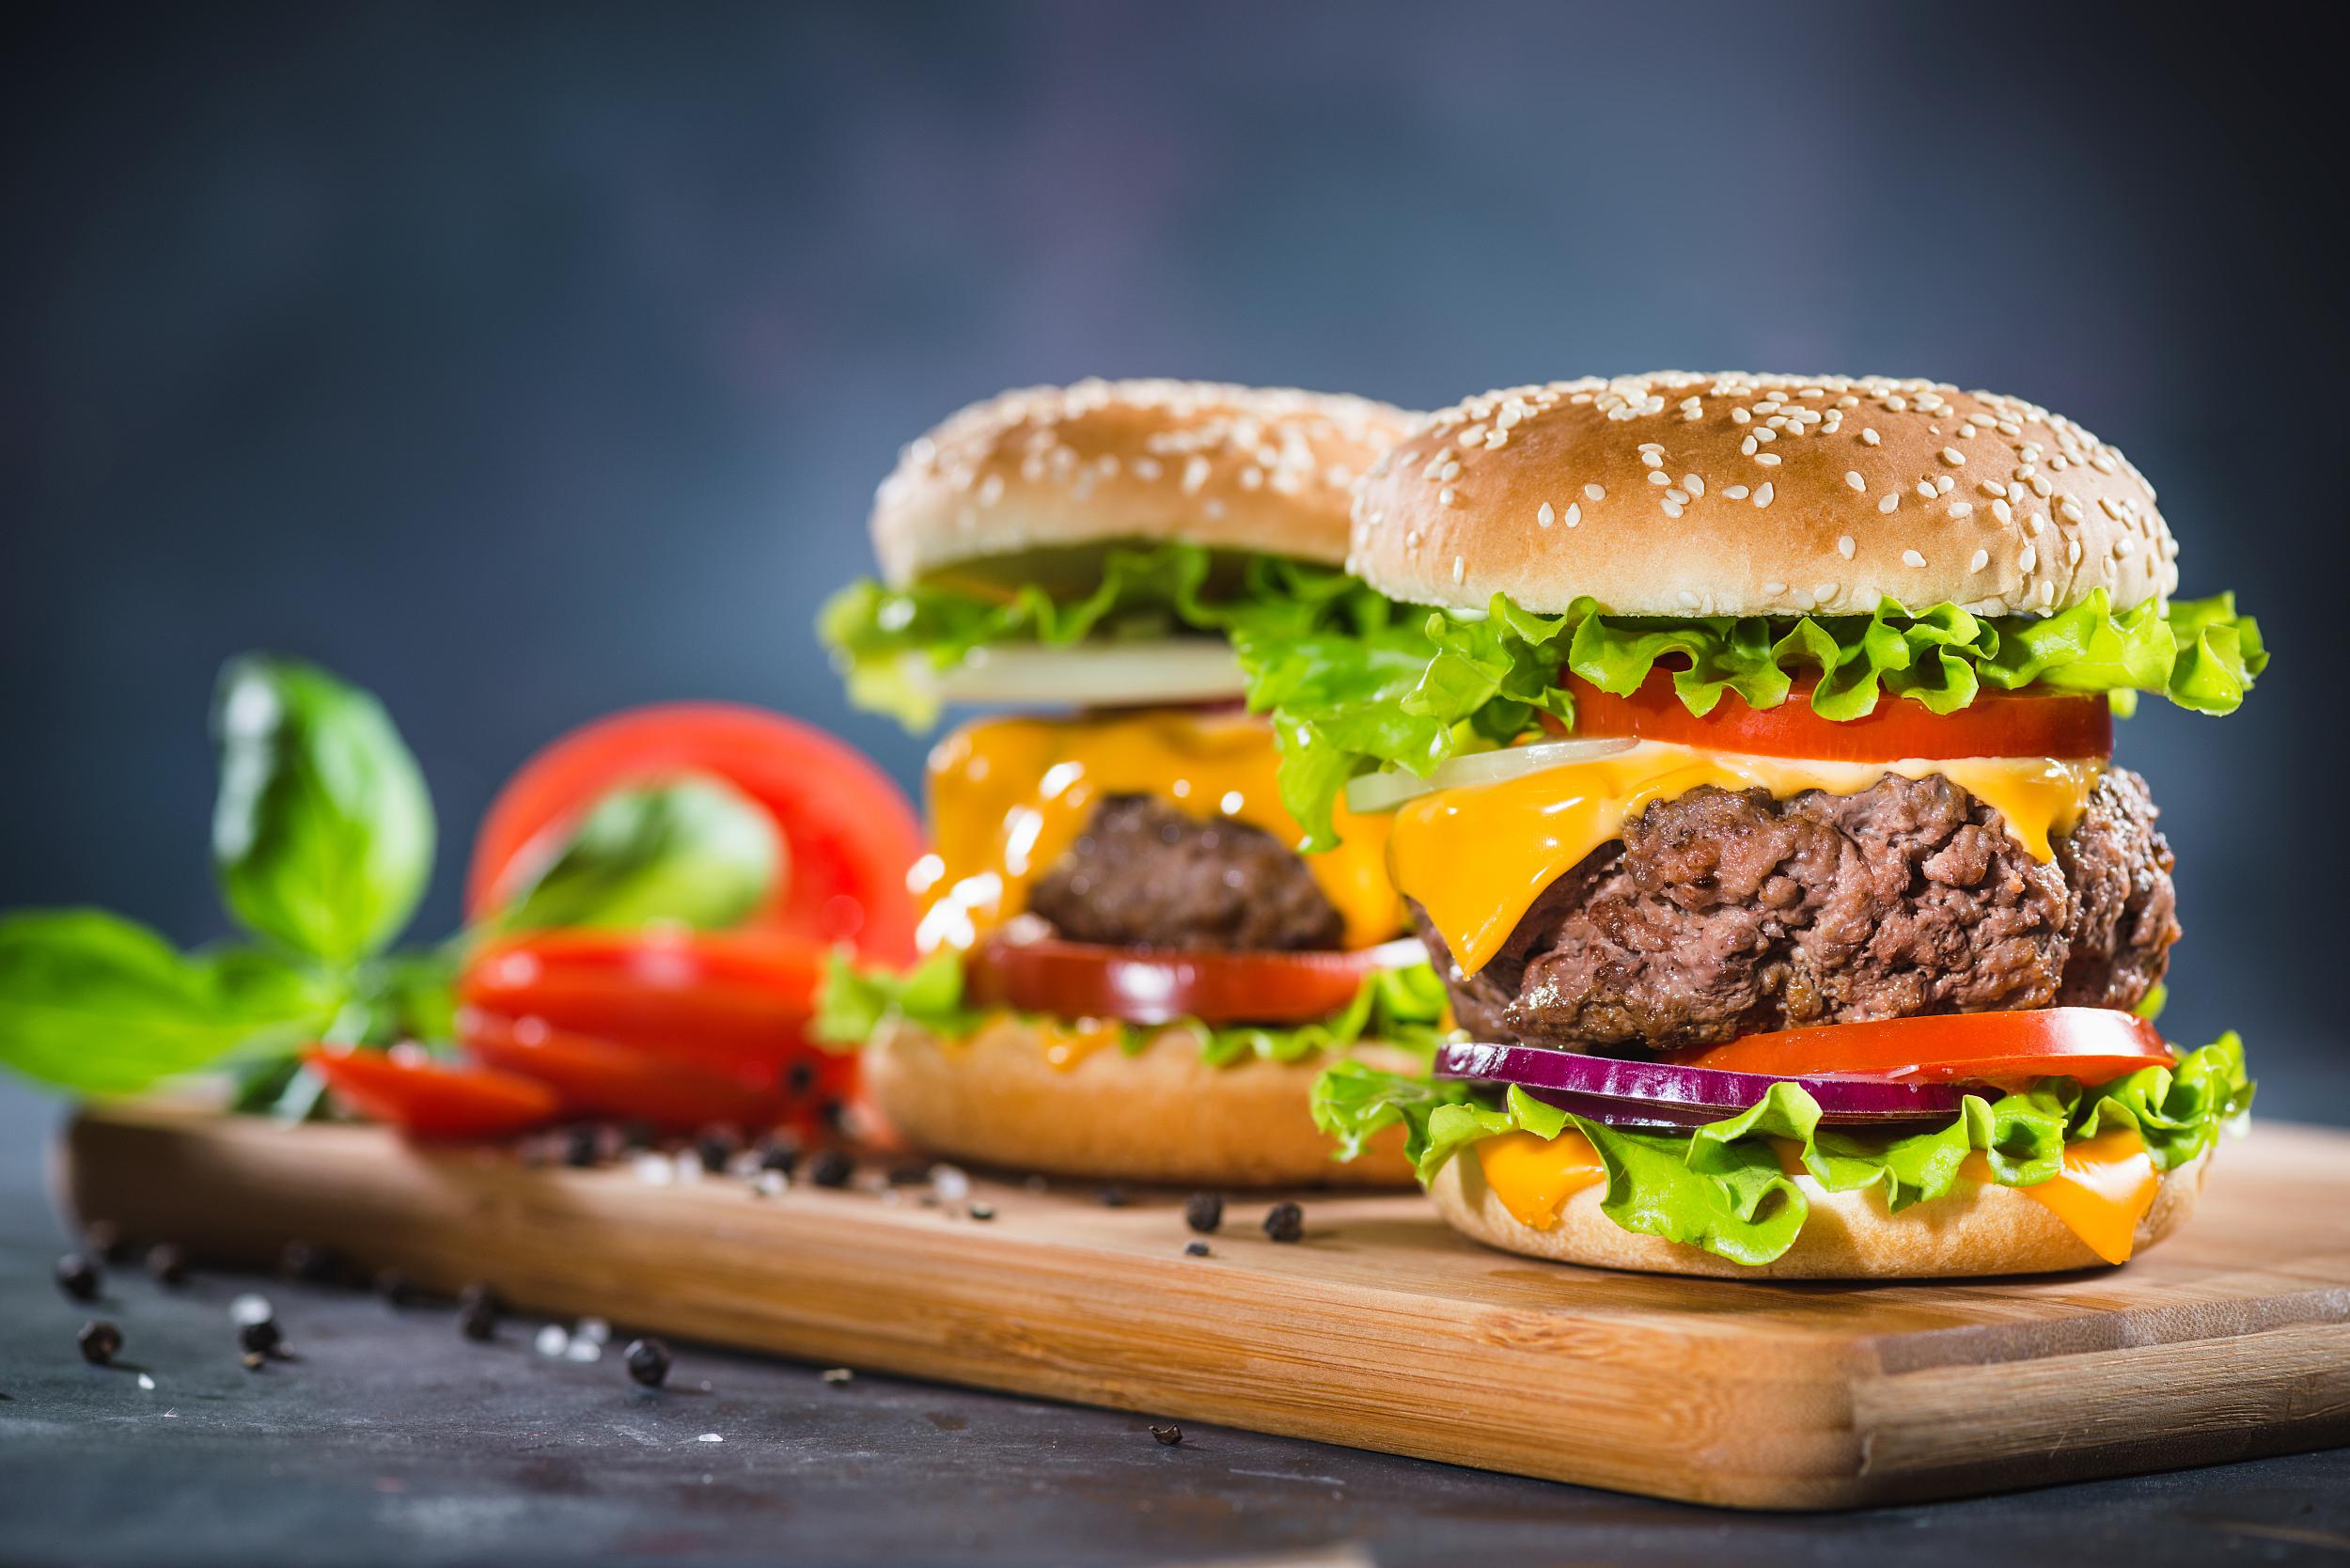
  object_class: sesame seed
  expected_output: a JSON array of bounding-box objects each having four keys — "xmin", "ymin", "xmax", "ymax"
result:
[
  {"xmin": 1641, "ymin": 451, "xmax": 1664, "ymax": 468},
  {"xmin": 1968, "ymin": 548, "xmax": 1990, "ymax": 572},
  {"xmin": 1860, "ymin": 428, "xmax": 1881, "ymax": 446},
  {"xmin": 1665, "ymin": 488, "xmax": 1689, "ymax": 505},
  {"xmin": 1683, "ymin": 475, "xmax": 1704, "ymax": 496},
  {"xmin": 1647, "ymin": 470, "xmax": 1670, "ymax": 486},
  {"xmin": 2113, "ymin": 537, "xmax": 2136, "ymax": 557},
  {"xmin": 1661, "ymin": 500, "xmax": 1684, "ymax": 519},
  {"xmin": 1451, "ymin": 556, "xmax": 1465, "ymax": 585},
  {"xmin": 1902, "ymin": 549, "xmax": 1927, "ymax": 568},
  {"xmin": 1878, "ymin": 493, "xmax": 1900, "ymax": 514},
  {"xmin": 1950, "ymin": 501, "xmax": 1974, "ymax": 519},
  {"xmin": 2019, "ymin": 545, "xmax": 2037, "ymax": 572},
  {"xmin": 1837, "ymin": 534, "xmax": 1856, "ymax": 558},
  {"xmin": 1676, "ymin": 589, "xmax": 1701, "ymax": 609},
  {"xmin": 1845, "ymin": 471, "xmax": 1866, "ymax": 492},
  {"xmin": 1755, "ymin": 452, "xmax": 1781, "ymax": 466},
  {"xmin": 1538, "ymin": 502, "xmax": 1556, "ymax": 528},
  {"xmin": 1584, "ymin": 483, "xmax": 1606, "ymax": 501},
  {"xmin": 1763, "ymin": 579, "xmax": 1788, "ymax": 595},
  {"xmin": 1564, "ymin": 504, "xmax": 1581, "ymax": 527},
  {"xmin": 1723, "ymin": 484, "xmax": 1748, "ymax": 499},
  {"xmin": 1753, "ymin": 482, "xmax": 1775, "ymax": 509},
  {"xmin": 1438, "ymin": 487, "xmax": 1456, "ymax": 507}
]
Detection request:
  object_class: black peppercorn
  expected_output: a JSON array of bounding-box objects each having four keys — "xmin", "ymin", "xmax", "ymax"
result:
[
  {"xmin": 817, "ymin": 1098, "xmax": 848, "ymax": 1134},
  {"xmin": 619, "ymin": 1120, "xmax": 658, "ymax": 1152},
  {"xmin": 1183, "ymin": 1192, "xmax": 1224, "ymax": 1234},
  {"xmin": 147, "ymin": 1244, "xmax": 189, "ymax": 1287},
  {"xmin": 757, "ymin": 1137, "xmax": 800, "ymax": 1176},
  {"xmin": 696, "ymin": 1129, "xmax": 738, "ymax": 1174},
  {"xmin": 239, "ymin": 1317, "xmax": 283, "ymax": 1357},
  {"xmin": 373, "ymin": 1268, "xmax": 415, "ymax": 1307},
  {"xmin": 457, "ymin": 1281, "xmax": 503, "ymax": 1341},
  {"xmin": 1151, "ymin": 1423, "xmax": 1183, "ymax": 1446},
  {"xmin": 806, "ymin": 1149, "xmax": 853, "ymax": 1189},
  {"xmin": 84, "ymin": 1221, "xmax": 129, "ymax": 1262},
  {"xmin": 967, "ymin": 1202, "xmax": 996, "ymax": 1221},
  {"xmin": 785, "ymin": 1060, "xmax": 817, "ymax": 1095},
  {"xmin": 563, "ymin": 1124, "xmax": 602, "ymax": 1168},
  {"xmin": 1262, "ymin": 1202, "xmax": 1304, "ymax": 1244},
  {"xmin": 624, "ymin": 1337, "xmax": 672, "ymax": 1388},
  {"xmin": 1183, "ymin": 1241, "xmax": 1211, "ymax": 1258},
  {"xmin": 55, "ymin": 1253, "xmax": 101, "ymax": 1302},
  {"xmin": 1096, "ymin": 1185, "xmax": 1129, "ymax": 1208},
  {"xmin": 78, "ymin": 1321, "xmax": 122, "ymax": 1366}
]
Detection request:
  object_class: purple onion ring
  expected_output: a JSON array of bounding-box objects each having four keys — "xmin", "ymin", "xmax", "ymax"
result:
[{"xmin": 1434, "ymin": 1039, "xmax": 1965, "ymax": 1128}]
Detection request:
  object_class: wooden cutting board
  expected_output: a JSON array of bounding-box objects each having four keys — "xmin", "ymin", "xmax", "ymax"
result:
[{"xmin": 53, "ymin": 1103, "xmax": 2350, "ymax": 1510}]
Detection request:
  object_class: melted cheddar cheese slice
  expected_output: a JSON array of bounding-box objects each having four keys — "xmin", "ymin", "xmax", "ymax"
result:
[
  {"xmin": 1960, "ymin": 1126, "xmax": 2158, "ymax": 1264},
  {"xmin": 1387, "ymin": 741, "xmax": 2102, "ymax": 977},
  {"xmin": 915, "ymin": 711, "xmax": 1399, "ymax": 952},
  {"xmin": 1475, "ymin": 1130, "xmax": 1609, "ymax": 1229}
]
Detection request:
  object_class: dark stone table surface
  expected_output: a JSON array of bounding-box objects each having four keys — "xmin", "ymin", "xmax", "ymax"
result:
[{"xmin": 3, "ymin": 1083, "xmax": 2345, "ymax": 1568}]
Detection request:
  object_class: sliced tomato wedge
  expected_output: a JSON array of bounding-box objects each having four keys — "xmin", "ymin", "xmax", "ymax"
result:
[
  {"xmin": 466, "ymin": 703, "xmax": 923, "ymax": 962},
  {"xmin": 456, "ymin": 1009, "xmax": 803, "ymax": 1131},
  {"xmin": 306, "ymin": 1043, "xmax": 560, "ymax": 1139},
  {"xmin": 1680, "ymin": 1008, "xmax": 2175, "ymax": 1087},
  {"xmin": 966, "ymin": 935, "xmax": 1414, "ymax": 1027},
  {"xmin": 1554, "ymin": 668, "xmax": 2111, "ymax": 761},
  {"xmin": 459, "ymin": 929, "xmax": 825, "ymax": 1088}
]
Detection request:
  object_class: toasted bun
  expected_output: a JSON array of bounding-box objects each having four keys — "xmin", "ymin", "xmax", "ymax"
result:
[
  {"xmin": 865, "ymin": 1015, "xmax": 1417, "ymax": 1186},
  {"xmin": 872, "ymin": 379, "xmax": 1417, "ymax": 587},
  {"xmin": 1430, "ymin": 1144, "xmax": 2211, "ymax": 1279},
  {"xmin": 1351, "ymin": 372, "xmax": 2179, "ymax": 619}
]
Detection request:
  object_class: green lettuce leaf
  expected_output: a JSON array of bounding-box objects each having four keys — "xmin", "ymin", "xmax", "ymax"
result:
[
  {"xmin": 815, "ymin": 948, "xmax": 1451, "ymax": 1069},
  {"xmin": 1310, "ymin": 1034, "xmax": 2253, "ymax": 1266},
  {"xmin": 1243, "ymin": 590, "xmax": 2264, "ymax": 849},
  {"xmin": 818, "ymin": 543, "xmax": 1400, "ymax": 729},
  {"xmin": 811, "ymin": 948, "xmax": 981, "ymax": 1048}
]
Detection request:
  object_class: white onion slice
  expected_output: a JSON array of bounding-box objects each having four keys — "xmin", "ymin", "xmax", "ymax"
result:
[
  {"xmin": 916, "ymin": 642, "xmax": 1249, "ymax": 709},
  {"xmin": 1345, "ymin": 736, "xmax": 1640, "ymax": 814}
]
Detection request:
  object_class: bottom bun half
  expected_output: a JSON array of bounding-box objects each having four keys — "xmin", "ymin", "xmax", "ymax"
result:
[
  {"xmin": 865, "ymin": 1016, "xmax": 1417, "ymax": 1186},
  {"xmin": 1430, "ymin": 1144, "xmax": 2212, "ymax": 1280}
]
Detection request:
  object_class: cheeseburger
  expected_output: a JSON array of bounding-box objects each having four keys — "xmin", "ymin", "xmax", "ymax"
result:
[
  {"xmin": 817, "ymin": 379, "xmax": 1436, "ymax": 1184},
  {"xmin": 1298, "ymin": 373, "xmax": 2263, "ymax": 1277}
]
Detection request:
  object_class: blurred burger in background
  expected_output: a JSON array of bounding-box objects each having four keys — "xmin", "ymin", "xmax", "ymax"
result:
[
  {"xmin": 816, "ymin": 379, "xmax": 1439, "ymax": 1184},
  {"xmin": 1297, "ymin": 373, "xmax": 2264, "ymax": 1276}
]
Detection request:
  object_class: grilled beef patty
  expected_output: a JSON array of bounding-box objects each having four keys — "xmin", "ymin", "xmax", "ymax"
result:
[
  {"xmin": 1027, "ymin": 794, "xmax": 1345, "ymax": 951},
  {"xmin": 1420, "ymin": 767, "xmax": 2176, "ymax": 1052}
]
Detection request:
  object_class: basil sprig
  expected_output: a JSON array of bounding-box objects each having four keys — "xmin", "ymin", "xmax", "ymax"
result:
[{"xmin": 1, "ymin": 655, "xmax": 780, "ymax": 1102}]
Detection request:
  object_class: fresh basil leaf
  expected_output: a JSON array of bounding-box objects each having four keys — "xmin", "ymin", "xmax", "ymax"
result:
[
  {"xmin": 484, "ymin": 777, "xmax": 780, "ymax": 935},
  {"xmin": 212, "ymin": 655, "xmax": 435, "ymax": 965},
  {"xmin": 0, "ymin": 911, "xmax": 342, "ymax": 1094}
]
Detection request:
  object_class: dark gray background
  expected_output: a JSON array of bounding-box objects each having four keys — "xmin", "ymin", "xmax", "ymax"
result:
[{"xmin": 4, "ymin": 1, "xmax": 2344, "ymax": 1128}]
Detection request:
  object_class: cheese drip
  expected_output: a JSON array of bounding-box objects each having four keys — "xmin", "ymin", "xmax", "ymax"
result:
[
  {"xmin": 1388, "ymin": 741, "xmax": 2102, "ymax": 978},
  {"xmin": 916, "ymin": 711, "xmax": 1398, "ymax": 953},
  {"xmin": 1474, "ymin": 1125, "xmax": 2158, "ymax": 1262},
  {"xmin": 1476, "ymin": 1130, "xmax": 1608, "ymax": 1230}
]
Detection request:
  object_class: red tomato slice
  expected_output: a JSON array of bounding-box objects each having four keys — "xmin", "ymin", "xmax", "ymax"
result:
[
  {"xmin": 460, "ymin": 929, "xmax": 825, "ymax": 1089},
  {"xmin": 456, "ymin": 1009, "xmax": 809, "ymax": 1133},
  {"xmin": 466, "ymin": 703, "xmax": 923, "ymax": 962},
  {"xmin": 1554, "ymin": 669, "xmax": 2111, "ymax": 761},
  {"xmin": 966, "ymin": 935, "xmax": 1405, "ymax": 1027},
  {"xmin": 1679, "ymin": 1008, "xmax": 2176, "ymax": 1087},
  {"xmin": 306, "ymin": 1043, "xmax": 560, "ymax": 1139}
]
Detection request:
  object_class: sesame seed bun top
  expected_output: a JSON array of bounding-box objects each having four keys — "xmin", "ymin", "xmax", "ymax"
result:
[
  {"xmin": 1349, "ymin": 373, "xmax": 2181, "ymax": 619},
  {"xmin": 870, "ymin": 379, "xmax": 1418, "ymax": 588}
]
